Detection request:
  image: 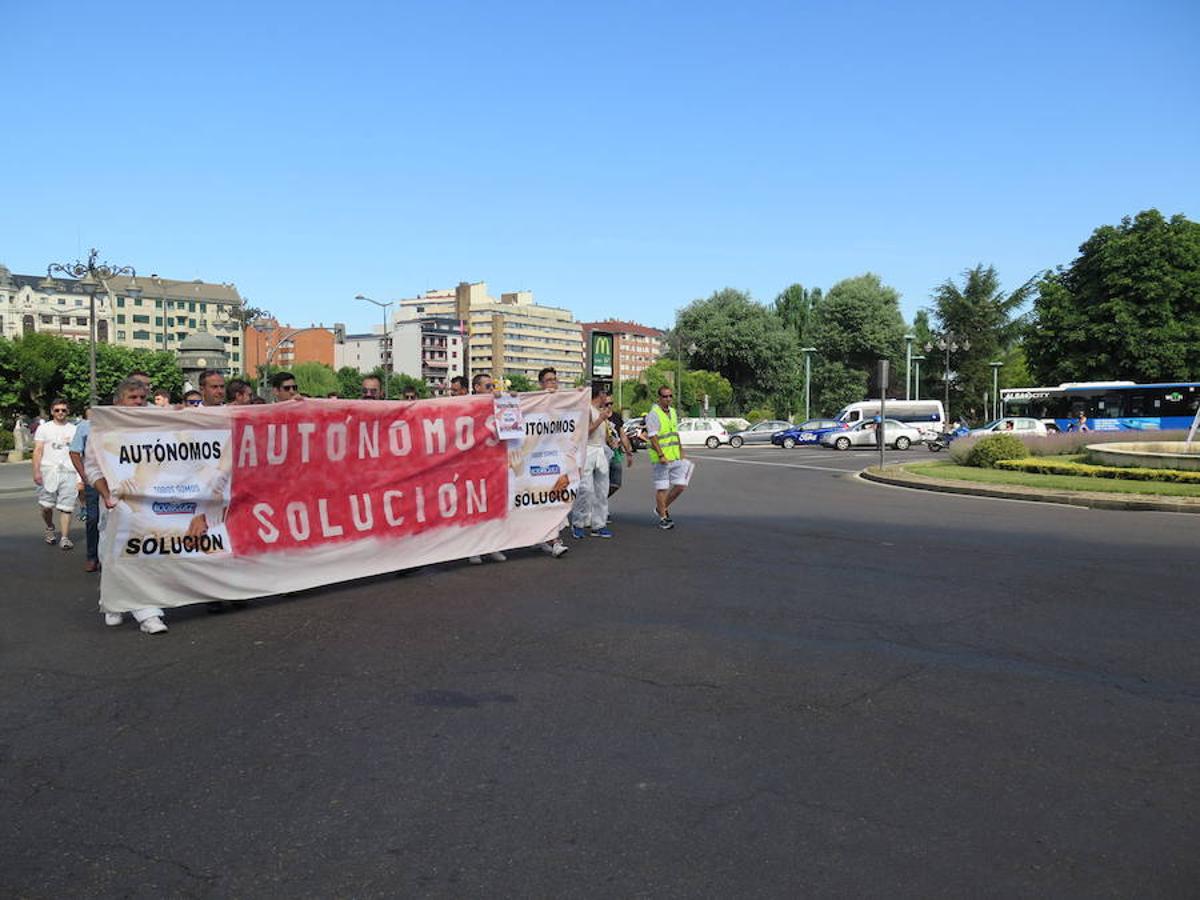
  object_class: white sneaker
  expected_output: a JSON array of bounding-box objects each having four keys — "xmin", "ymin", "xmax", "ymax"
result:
[
  {"xmin": 139, "ymin": 617, "xmax": 168, "ymax": 634},
  {"xmin": 488, "ymin": 551, "xmax": 507, "ymax": 562},
  {"xmin": 60, "ymin": 537, "xmax": 74, "ymax": 551},
  {"xmin": 468, "ymin": 555, "xmax": 483, "ymax": 565},
  {"xmin": 549, "ymin": 540, "xmax": 568, "ymax": 558},
  {"xmin": 104, "ymin": 612, "xmax": 124, "ymax": 627}
]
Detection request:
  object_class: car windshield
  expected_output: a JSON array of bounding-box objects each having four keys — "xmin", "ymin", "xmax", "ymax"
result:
[{"xmin": 979, "ymin": 419, "xmax": 1003, "ymax": 430}]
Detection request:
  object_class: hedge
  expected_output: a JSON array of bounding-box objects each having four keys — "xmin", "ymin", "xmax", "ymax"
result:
[
  {"xmin": 994, "ymin": 458, "xmax": 1200, "ymax": 484},
  {"xmin": 965, "ymin": 434, "xmax": 1028, "ymax": 468}
]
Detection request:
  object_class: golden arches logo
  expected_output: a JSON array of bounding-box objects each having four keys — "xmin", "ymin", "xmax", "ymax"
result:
[{"xmin": 592, "ymin": 334, "xmax": 612, "ymax": 357}]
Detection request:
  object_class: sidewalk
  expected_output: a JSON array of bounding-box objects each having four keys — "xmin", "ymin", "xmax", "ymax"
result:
[
  {"xmin": 0, "ymin": 458, "xmax": 34, "ymax": 496},
  {"xmin": 860, "ymin": 463, "xmax": 1200, "ymax": 514}
]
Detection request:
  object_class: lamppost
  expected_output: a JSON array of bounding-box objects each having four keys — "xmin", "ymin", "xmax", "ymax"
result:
[
  {"xmin": 910, "ymin": 355, "xmax": 925, "ymax": 401},
  {"xmin": 925, "ymin": 332, "xmax": 970, "ymax": 422},
  {"xmin": 801, "ymin": 346, "xmax": 817, "ymax": 421},
  {"xmin": 40, "ymin": 249, "xmax": 140, "ymax": 407},
  {"xmin": 990, "ymin": 361, "xmax": 1004, "ymax": 421},
  {"xmin": 903, "ymin": 333, "xmax": 915, "ymax": 400},
  {"xmin": 356, "ymin": 294, "xmax": 394, "ymax": 399}
]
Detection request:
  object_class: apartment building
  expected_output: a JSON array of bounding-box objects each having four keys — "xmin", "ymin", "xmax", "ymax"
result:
[
  {"xmin": 333, "ymin": 317, "xmax": 463, "ymax": 396},
  {"xmin": 0, "ymin": 265, "xmax": 245, "ymax": 370},
  {"xmin": 398, "ymin": 282, "xmax": 582, "ymax": 385},
  {"xmin": 579, "ymin": 319, "xmax": 665, "ymax": 382},
  {"xmin": 242, "ymin": 319, "xmax": 335, "ymax": 374}
]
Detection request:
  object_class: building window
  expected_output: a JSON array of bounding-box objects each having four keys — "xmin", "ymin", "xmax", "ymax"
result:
[
  {"xmin": 23, "ymin": 314, "xmax": 35, "ymax": 334},
  {"xmin": 41, "ymin": 314, "xmax": 53, "ymax": 324},
  {"xmin": 232, "ymin": 336, "xmax": 240, "ymax": 346},
  {"xmin": 117, "ymin": 330, "xmax": 126, "ymax": 340},
  {"xmin": 189, "ymin": 318, "xmax": 197, "ymax": 329},
  {"xmin": 97, "ymin": 320, "xmax": 109, "ymax": 343},
  {"xmin": 155, "ymin": 317, "xmax": 162, "ymax": 326},
  {"xmin": 116, "ymin": 297, "xmax": 125, "ymax": 308},
  {"xmin": 232, "ymin": 352, "xmax": 240, "ymax": 362},
  {"xmin": 116, "ymin": 314, "xmax": 126, "ymax": 324},
  {"xmin": 132, "ymin": 314, "xmax": 150, "ymax": 324},
  {"xmin": 75, "ymin": 317, "xmax": 87, "ymax": 326},
  {"xmin": 133, "ymin": 329, "xmax": 151, "ymax": 340}
]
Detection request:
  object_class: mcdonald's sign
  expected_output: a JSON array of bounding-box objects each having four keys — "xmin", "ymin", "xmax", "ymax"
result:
[{"xmin": 590, "ymin": 331, "xmax": 614, "ymax": 379}]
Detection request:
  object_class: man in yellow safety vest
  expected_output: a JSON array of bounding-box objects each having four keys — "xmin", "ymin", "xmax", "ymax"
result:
[{"xmin": 645, "ymin": 385, "xmax": 693, "ymax": 530}]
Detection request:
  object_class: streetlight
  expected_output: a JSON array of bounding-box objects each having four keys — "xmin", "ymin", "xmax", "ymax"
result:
[
  {"xmin": 925, "ymin": 332, "xmax": 970, "ymax": 423},
  {"xmin": 40, "ymin": 249, "xmax": 139, "ymax": 407},
  {"xmin": 910, "ymin": 355, "xmax": 925, "ymax": 401},
  {"xmin": 800, "ymin": 346, "xmax": 817, "ymax": 421},
  {"xmin": 990, "ymin": 361, "xmax": 1004, "ymax": 421},
  {"xmin": 355, "ymin": 294, "xmax": 394, "ymax": 399},
  {"xmin": 903, "ymin": 333, "xmax": 916, "ymax": 400}
]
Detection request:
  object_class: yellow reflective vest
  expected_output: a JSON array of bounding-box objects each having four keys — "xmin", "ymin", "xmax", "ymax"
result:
[{"xmin": 647, "ymin": 405, "xmax": 681, "ymax": 463}]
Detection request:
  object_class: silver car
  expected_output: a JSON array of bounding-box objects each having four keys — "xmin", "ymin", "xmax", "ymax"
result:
[
  {"xmin": 821, "ymin": 418, "xmax": 924, "ymax": 450},
  {"xmin": 727, "ymin": 420, "xmax": 792, "ymax": 448}
]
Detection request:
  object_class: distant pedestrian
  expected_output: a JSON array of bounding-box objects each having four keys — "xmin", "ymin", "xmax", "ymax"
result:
[
  {"xmin": 607, "ymin": 405, "xmax": 633, "ymax": 498},
  {"xmin": 1074, "ymin": 413, "xmax": 1089, "ymax": 432},
  {"xmin": 152, "ymin": 388, "xmax": 172, "ymax": 407},
  {"xmin": 183, "ymin": 390, "xmax": 202, "ymax": 407},
  {"xmin": 361, "ymin": 375, "xmax": 383, "ymax": 399},
  {"xmin": 646, "ymin": 385, "xmax": 692, "ymax": 529},
  {"xmin": 534, "ymin": 367, "xmax": 569, "ymax": 557},
  {"xmin": 449, "ymin": 375, "xmax": 468, "ymax": 397},
  {"xmin": 199, "ymin": 370, "xmax": 226, "ymax": 407},
  {"xmin": 271, "ymin": 371, "xmax": 301, "ymax": 402},
  {"xmin": 69, "ymin": 409, "xmax": 100, "ymax": 573},
  {"xmin": 402, "ymin": 385, "xmax": 419, "ymax": 401},
  {"xmin": 226, "ymin": 379, "xmax": 254, "ymax": 405},
  {"xmin": 33, "ymin": 398, "xmax": 79, "ymax": 549}
]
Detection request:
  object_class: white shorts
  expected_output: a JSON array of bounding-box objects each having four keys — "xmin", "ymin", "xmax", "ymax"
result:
[
  {"xmin": 38, "ymin": 470, "xmax": 79, "ymax": 512},
  {"xmin": 652, "ymin": 459, "xmax": 694, "ymax": 491}
]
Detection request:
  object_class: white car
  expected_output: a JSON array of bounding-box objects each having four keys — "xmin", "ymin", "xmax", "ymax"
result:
[
  {"xmin": 677, "ymin": 417, "xmax": 730, "ymax": 449},
  {"xmin": 820, "ymin": 418, "xmax": 924, "ymax": 450},
  {"xmin": 968, "ymin": 417, "xmax": 1048, "ymax": 437}
]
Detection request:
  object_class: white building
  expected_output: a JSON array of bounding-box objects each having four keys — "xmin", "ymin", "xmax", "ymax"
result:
[{"xmin": 335, "ymin": 316, "xmax": 464, "ymax": 396}]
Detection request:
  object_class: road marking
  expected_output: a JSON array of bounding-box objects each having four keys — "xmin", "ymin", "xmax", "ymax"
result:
[{"xmin": 687, "ymin": 454, "xmax": 855, "ymax": 474}]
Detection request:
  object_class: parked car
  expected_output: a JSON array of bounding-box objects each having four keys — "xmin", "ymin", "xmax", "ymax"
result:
[
  {"xmin": 678, "ymin": 417, "xmax": 730, "ymax": 449},
  {"xmin": 968, "ymin": 417, "xmax": 1049, "ymax": 437},
  {"xmin": 770, "ymin": 418, "xmax": 846, "ymax": 449},
  {"xmin": 728, "ymin": 420, "xmax": 792, "ymax": 448},
  {"xmin": 821, "ymin": 418, "xmax": 924, "ymax": 450},
  {"xmin": 623, "ymin": 417, "xmax": 647, "ymax": 449}
]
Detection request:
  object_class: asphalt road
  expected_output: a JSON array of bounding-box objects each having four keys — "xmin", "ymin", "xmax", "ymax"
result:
[{"xmin": 2, "ymin": 444, "xmax": 1198, "ymax": 897}]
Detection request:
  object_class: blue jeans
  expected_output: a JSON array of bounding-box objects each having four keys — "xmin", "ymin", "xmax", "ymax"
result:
[{"xmin": 84, "ymin": 486, "xmax": 100, "ymax": 562}]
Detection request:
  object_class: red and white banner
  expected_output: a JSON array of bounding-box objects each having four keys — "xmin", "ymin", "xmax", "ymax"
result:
[{"xmin": 91, "ymin": 390, "xmax": 589, "ymax": 612}]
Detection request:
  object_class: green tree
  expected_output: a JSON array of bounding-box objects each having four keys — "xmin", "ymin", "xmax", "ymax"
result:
[
  {"xmin": 2, "ymin": 333, "xmax": 74, "ymax": 415},
  {"xmin": 807, "ymin": 274, "xmax": 906, "ymax": 413},
  {"xmin": 1026, "ymin": 209, "xmax": 1200, "ymax": 384},
  {"xmin": 336, "ymin": 366, "xmax": 366, "ymax": 398},
  {"xmin": 506, "ymin": 373, "xmax": 533, "ymax": 392},
  {"xmin": 674, "ymin": 288, "xmax": 801, "ymax": 412},
  {"xmin": 930, "ymin": 264, "xmax": 1035, "ymax": 422},
  {"xmin": 292, "ymin": 361, "xmax": 341, "ymax": 397},
  {"xmin": 773, "ymin": 284, "xmax": 822, "ymax": 347}
]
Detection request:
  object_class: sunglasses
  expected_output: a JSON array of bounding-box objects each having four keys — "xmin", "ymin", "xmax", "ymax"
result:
[
  {"xmin": 279, "ymin": 384, "xmax": 298, "ymax": 392},
  {"xmin": 52, "ymin": 408, "xmax": 68, "ymax": 414},
  {"xmin": 186, "ymin": 399, "xmax": 202, "ymax": 406}
]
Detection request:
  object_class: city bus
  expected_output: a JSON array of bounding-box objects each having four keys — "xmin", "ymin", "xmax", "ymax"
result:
[{"xmin": 1000, "ymin": 381, "xmax": 1200, "ymax": 431}]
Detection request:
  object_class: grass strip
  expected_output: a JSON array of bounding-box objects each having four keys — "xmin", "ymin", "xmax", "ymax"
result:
[{"xmin": 904, "ymin": 462, "xmax": 1200, "ymax": 498}]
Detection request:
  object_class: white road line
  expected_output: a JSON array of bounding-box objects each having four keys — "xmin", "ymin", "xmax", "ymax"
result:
[{"xmin": 687, "ymin": 454, "xmax": 855, "ymax": 474}]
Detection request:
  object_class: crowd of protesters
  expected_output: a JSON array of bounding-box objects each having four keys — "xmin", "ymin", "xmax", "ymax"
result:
[{"xmin": 32, "ymin": 365, "xmax": 690, "ymax": 636}]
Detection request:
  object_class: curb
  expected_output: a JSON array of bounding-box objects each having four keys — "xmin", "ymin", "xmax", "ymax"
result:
[{"xmin": 859, "ymin": 465, "xmax": 1200, "ymax": 514}]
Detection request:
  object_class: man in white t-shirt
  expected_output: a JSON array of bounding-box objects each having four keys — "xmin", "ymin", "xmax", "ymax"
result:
[
  {"xmin": 569, "ymin": 385, "xmax": 614, "ymax": 539},
  {"xmin": 32, "ymin": 398, "xmax": 80, "ymax": 549}
]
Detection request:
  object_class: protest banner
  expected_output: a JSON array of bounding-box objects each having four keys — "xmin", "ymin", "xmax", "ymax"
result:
[{"xmin": 90, "ymin": 389, "xmax": 590, "ymax": 612}]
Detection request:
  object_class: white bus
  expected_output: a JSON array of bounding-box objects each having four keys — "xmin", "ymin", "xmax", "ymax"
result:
[{"xmin": 835, "ymin": 399, "xmax": 946, "ymax": 433}]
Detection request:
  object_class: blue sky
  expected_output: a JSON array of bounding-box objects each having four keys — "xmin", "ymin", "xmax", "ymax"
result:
[{"xmin": 3, "ymin": 0, "xmax": 1197, "ymax": 334}]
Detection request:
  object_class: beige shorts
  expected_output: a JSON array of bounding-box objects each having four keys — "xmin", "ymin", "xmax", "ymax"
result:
[
  {"xmin": 38, "ymin": 470, "xmax": 80, "ymax": 512},
  {"xmin": 651, "ymin": 459, "xmax": 694, "ymax": 490}
]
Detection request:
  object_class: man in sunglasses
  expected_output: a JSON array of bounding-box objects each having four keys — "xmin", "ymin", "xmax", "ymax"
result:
[
  {"xmin": 271, "ymin": 371, "xmax": 302, "ymax": 402},
  {"xmin": 183, "ymin": 390, "xmax": 203, "ymax": 407},
  {"xmin": 360, "ymin": 375, "xmax": 384, "ymax": 400},
  {"xmin": 33, "ymin": 398, "xmax": 80, "ymax": 549},
  {"xmin": 646, "ymin": 385, "xmax": 692, "ymax": 530}
]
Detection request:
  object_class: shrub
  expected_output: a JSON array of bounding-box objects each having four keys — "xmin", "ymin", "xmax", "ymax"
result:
[
  {"xmin": 995, "ymin": 458, "xmax": 1200, "ymax": 483},
  {"xmin": 744, "ymin": 407, "xmax": 775, "ymax": 423},
  {"xmin": 0, "ymin": 430, "xmax": 13, "ymax": 453},
  {"xmin": 965, "ymin": 433, "xmax": 1029, "ymax": 468}
]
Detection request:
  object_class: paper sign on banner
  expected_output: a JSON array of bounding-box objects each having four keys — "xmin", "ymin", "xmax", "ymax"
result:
[{"xmin": 493, "ymin": 393, "xmax": 525, "ymax": 441}]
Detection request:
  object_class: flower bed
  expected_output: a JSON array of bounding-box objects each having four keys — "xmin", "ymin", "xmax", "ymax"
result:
[{"xmin": 994, "ymin": 457, "xmax": 1200, "ymax": 484}]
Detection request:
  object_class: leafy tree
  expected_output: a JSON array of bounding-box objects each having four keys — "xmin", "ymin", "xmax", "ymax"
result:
[
  {"xmin": 674, "ymin": 288, "xmax": 801, "ymax": 412},
  {"xmin": 292, "ymin": 361, "xmax": 341, "ymax": 397},
  {"xmin": 1026, "ymin": 210, "xmax": 1200, "ymax": 384},
  {"xmin": 336, "ymin": 366, "xmax": 366, "ymax": 398},
  {"xmin": 930, "ymin": 264, "xmax": 1035, "ymax": 422},
  {"xmin": 773, "ymin": 284, "xmax": 822, "ymax": 347},
  {"xmin": 2, "ymin": 333, "xmax": 74, "ymax": 415},
  {"xmin": 807, "ymin": 274, "xmax": 906, "ymax": 412},
  {"xmin": 505, "ymin": 373, "xmax": 533, "ymax": 392},
  {"xmin": 909, "ymin": 309, "xmax": 935, "ymax": 402},
  {"xmin": 386, "ymin": 371, "xmax": 428, "ymax": 400}
]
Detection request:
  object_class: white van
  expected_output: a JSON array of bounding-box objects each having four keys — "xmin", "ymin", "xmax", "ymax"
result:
[{"xmin": 835, "ymin": 400, "xmax": 945, "ymax": 434}]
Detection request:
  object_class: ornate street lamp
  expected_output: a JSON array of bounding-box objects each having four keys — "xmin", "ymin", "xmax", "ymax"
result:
[
  {"xmin": 41, "ymin": 249, "xmax": 140, "ymax": 407},
  {"xmin": 925, "ymin": 332, "xmax": 970, "ymax": 422}
]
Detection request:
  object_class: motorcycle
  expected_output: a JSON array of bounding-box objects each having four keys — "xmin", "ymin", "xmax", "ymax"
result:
[{"xmin": 925, "ymin": 425, "xmax": 969, "ymax": 452}]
